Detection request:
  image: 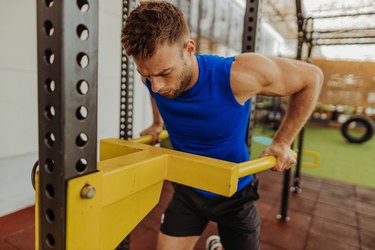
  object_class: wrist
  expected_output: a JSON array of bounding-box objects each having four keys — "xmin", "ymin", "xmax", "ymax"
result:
[
  {"xmin": 152, "ymin": 120, "xmax": 164, "ymax": 128},
  {"xmin": 272, "ymin": 137, "xmax": 291, "ymax": 147}
]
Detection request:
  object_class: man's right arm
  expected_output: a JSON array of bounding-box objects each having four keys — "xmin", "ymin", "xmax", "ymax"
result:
[{"xmin": 139, "ymin": 95, "xmax": 164, "ymax": 145}]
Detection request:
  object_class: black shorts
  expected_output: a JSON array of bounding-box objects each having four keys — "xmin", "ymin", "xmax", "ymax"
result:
[{"xmin": 160, "ymin": 177, "xmax": 260, "ymax": 250}]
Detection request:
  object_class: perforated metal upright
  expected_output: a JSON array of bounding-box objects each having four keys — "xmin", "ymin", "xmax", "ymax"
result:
[
  {"xmin": 117, "ymin": 2, "xmax": 139, "ymax": 249},
  {"xmin": 278, "ymin": 0, "xmax": 310, "ymax": 221},
  {"xmin": 290, "ymin": 1, "xmax": 306, "ymax": 196},
  {"xmin": 119, "ymin": 0, "xmax": 138, "ymax": 140},
  {"xmin": 37, "ymin": 0, "xmax": 98, "ymax": 248},
  {"xmin": 242, "ymin": 0, "xmax": 262, "ymax": 152}
]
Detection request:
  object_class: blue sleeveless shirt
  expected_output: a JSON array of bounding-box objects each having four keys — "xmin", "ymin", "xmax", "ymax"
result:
[{"xmin": 146, "ymin": 54, "xmax": 252, "ymax": 197}]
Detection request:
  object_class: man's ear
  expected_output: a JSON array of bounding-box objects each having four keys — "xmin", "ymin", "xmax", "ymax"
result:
[{"xmin": 185, "ymin": 39, "xmax": 196, "ymax": 56}]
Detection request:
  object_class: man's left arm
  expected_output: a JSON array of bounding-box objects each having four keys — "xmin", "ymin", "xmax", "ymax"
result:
[{"xmin": 231, "ymin": 53, "xmax": 323, "ymax": 171}]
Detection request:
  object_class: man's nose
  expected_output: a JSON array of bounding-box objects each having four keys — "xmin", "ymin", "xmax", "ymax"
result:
[{"xmin": 150, "ymin": 77, "xmax": 164, "ymax": 93}]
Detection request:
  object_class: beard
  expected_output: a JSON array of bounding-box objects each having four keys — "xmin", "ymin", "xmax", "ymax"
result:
[{"xmin": 166, "ymin": 62, "xmax": 192, "ymax": 99}]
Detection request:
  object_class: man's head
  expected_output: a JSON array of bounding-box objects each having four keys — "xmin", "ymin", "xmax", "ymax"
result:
[
  {"xmin": 121, "ymin": 1, "xmax": 196, "ymax": 98},
  {"xmin": 121, "ymin": 1, "xmax": 189, "ymax": 60}
]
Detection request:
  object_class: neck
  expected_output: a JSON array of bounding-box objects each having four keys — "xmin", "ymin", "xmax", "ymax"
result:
[{"xmin": 186, "ymin": 55, "xmax": 199, "ymax": 91}]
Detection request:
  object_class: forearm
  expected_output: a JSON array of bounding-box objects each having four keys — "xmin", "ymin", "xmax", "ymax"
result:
[
  {"xmin": 273, "ymin": 72, "xmax": 322, "ymax": 146},
  {"xmin": 150, "ymin": 97, "xmax": 164, "ymax": 126}
]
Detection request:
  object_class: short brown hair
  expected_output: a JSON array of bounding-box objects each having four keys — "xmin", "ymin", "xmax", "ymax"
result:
[{"xmin": 121, "ymin": 1, "xmax": 189, "ymax": 59}]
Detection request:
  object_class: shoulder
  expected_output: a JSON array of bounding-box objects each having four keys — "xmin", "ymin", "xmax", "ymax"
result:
[
  {"xmin": 230, "ymin": 53, "xmax": 276, "ymax": 103},
  {"xmin": 198, "ymin": 54, "xmax": 235, "ymax": 69},
  {"xmin": 232, "ymin": 53, "xmax": 278, "ymax": 74}
]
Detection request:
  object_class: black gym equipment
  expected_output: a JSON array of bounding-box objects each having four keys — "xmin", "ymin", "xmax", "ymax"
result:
[{"xmin": 340, "ymin": 115, "xmax": 375, "ymax": 143}]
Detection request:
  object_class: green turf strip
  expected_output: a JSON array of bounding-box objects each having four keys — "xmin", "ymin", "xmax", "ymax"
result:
[{"xmin": 251, "ymin": 125, "xmax": 375, "ymax": 188}]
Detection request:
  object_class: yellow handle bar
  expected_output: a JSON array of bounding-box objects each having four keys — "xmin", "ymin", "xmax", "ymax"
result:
[
  {"xmin": 130, "ymin": 130, "xmax": 300, "ymax": 176},
  {"xmin": 130, "ymin": 130, "xmax": 169, "ymax": 144}
]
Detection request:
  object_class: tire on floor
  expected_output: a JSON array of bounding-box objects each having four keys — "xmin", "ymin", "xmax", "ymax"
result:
[{"xmin": 340, "ymin": 115, "xmax": 375, "ymax": 143}]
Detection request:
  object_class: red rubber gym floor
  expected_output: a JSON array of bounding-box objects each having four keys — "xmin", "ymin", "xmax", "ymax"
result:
[{"xmin": 1, "ymin": 171, "xmax": 374, "ymax": 250}]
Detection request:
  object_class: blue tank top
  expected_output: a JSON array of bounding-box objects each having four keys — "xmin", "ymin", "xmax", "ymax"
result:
[{"xmin": 146, "ymin": 54, "xmax": 253, "ymax": 197}]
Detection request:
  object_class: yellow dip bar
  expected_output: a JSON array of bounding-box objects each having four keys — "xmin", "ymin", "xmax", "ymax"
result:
[{"xmin": 63, "ymin": 131, "xmax": 292, "ymax": 249}]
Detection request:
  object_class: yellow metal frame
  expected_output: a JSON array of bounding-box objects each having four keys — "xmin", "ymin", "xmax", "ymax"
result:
[
  {"xmin": 64, "ymin": 132, "xmax": 285, "ymax": 249},
  {"xmin": 35, "ymin": 131, "xmax": 310, "ymax": 249}
]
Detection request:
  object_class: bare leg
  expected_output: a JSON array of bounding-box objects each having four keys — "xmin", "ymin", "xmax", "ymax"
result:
[{"xmin": 156, "ymin": 231, "xmax": 200, "ymax": 250}]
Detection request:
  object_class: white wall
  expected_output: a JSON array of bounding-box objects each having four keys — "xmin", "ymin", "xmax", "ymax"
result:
[
  {"xmin": 258, "ymin": 22, "xmax": 286, "ymax": 57},
  {"xmin": 0, "ymin": 0, "xmax": 152, "ymax": 216}
]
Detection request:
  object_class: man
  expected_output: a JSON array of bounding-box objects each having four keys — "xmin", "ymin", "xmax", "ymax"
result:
[{"xmin": 121, "ymin": 1, "xmax": 322, "ymax": 250}]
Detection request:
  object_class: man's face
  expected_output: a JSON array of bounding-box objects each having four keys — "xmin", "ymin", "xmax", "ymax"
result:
[{"xmin": 134, "ymin": 42, "xmax": 193, "ymax": 99}]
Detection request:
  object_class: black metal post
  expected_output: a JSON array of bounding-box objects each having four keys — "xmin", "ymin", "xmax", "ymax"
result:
[
  {"xmin": 277, "ymin": 0, "xmax": 304, "ymax": 221},
  {"xmin": 242, "ymin": 0, "xmax": 262, "ymax": 152},
  {"xmin": 119, "ymin": 0, "xmax": 138, "ymax": 140},
  {"xmin": 277, "ymin": 168, "xmax": 291, "ymax": 221},
  {"xmin": 291, "ymin": 129, "xmax": 304, "ymax": 193},
  {"xmin": 37, "ymin": 0, "xmax": 98, "ymax": 248},
  {"xmin": 290, "ymin": 12, "xmax": 308, "ymax": 194},
  {"xmin": 117, "ymin": 1, "xmax": 138, "ymax": 249}
]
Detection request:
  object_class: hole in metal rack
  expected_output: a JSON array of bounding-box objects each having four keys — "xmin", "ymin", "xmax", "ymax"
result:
[
  {"xmin": 46, "ymin": 233, "xmax": 55, "ymax": 247},
  {"xmin": 76, "ymin": 133, "xmax": 88, "ymax": 147},
  {"xmin": 76, "ymin": 106, "xmax": 88, "ymax": 120},
  {"xmin": 45, "ymin": 209, "xmax": 55, "ymax": 223},
  {"xmin": 45, "ymin": 79, "xmax": 56, "ymax": 93},
  {"xmin": 45, "ymin": 159, "xmax": 54, "ymax": 173},
  {"xmin": 45, "ymin": 105, "xmax": 56, "ymax": 120},
  {"xmin": 45, "ymin": 133, "xmax": 56, "ymax": 147},
  {"xmin": 44, "ymin": 49, "xmax": 55, "ymax": 65},
  {"xmin": 76, "ymin": 158, "xmax": 88, "ymax": 173},
  {"xmin": 76, "ymin": 24, "xmax": 89, "ymax": 40},
  {"xmin": 250, "ymin": 7, "xmax": 254, "ymax": 12},
  {"xmin": 77, "ymin": 0, "xmax": 89, "ymax": 12},
  {"xmin": 44, "ymin": 20, "xmax": 54, "ymax": 37},
  {"xmin": 77, "ymin": 53, "xmax": 89, "ymax": 68},
  {"xmin": 45, "ymin": 184, "xmax": 55, "ymax": 198},
  {"xmin": 45, "ymin": 0, "xmax": 54, "ymax": 8},
  {"xmin": 248, "ymin": 17, "xmax": 254, "ymax": 22},
  {"xmin": 77, "ymin": 80, "xmax": 89, "ymax": 95}
]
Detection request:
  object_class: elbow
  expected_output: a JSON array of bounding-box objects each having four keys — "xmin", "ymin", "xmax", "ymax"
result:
[
  {"xmin": 310, "ymin": 65, "xmax": 323, "ymax": 93},
  {"xmin": 315, "ymin": 66, "xmax": 324, "ymax": 87}
]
